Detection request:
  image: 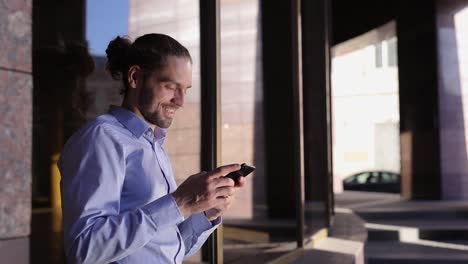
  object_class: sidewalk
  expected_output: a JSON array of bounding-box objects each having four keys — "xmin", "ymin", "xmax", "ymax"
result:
[{"xmin": 336, "ymin": 191, "xmax": 468, "ymax": 264}]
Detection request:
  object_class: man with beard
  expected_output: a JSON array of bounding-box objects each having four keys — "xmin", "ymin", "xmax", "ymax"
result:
[{"xmin": 59, "ymin": 34, "xmax": 245, "ymax": 264}]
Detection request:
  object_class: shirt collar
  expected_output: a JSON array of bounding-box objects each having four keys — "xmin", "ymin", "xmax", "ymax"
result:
[{"xmin": 110, "ymin": 106, "xmax": 167, "ymax": 143}]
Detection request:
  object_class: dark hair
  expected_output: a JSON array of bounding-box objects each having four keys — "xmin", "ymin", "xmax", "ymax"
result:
[{"xmin": 105, "ymin": 33, "xmax": 192, "ymax": 94}]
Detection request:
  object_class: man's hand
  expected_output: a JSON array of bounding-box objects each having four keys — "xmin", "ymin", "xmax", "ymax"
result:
[
  {"xmin": 204, "ymin": 176, "xmax": 246, "ymax": 221},
  {"xmin": 171, "ymin": 164, "xmax": 240, "ymax": 219}
]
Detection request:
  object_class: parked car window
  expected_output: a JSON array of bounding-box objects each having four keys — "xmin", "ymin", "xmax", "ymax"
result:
[
  {"xmin": 380, "ymin": 172, "xmax": 398, "ymax": 183},
  {"xmin": 343, "ymin": 171, "xmax": 400, "ymax": 193},
  {"xmin": 355, "ymin": 172, "xmax": 370, "ymax": 184},
  {"xmin": 367, "ymin": 172, "xmax": 380, "ymax": 183}
]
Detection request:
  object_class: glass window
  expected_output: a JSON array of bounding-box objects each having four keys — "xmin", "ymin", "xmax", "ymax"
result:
[
  {"xmin": 86, "ymin": 1, "xmax": 203, "ymax": 262},
  {"xmin": 381, "ymin": 172, "xmax": 398, "ymax": 183},
  {"xmin": 387, "ymin": 37, "xmax": 398, "ymax": 67},
  {"xmin": 356, "ymin": 172, "xmax": 370, "ymax": 184},
  {"xmin": 220, "ymin": 0, "xmax": 294, "ymax": 262},
  {"xmin": 375, "ymin": 42, "xmax": 383, "ymax": 68},
  {"xmin": 344, "ymin": 175, "xmax": 357, "ymax": 183},
  {"xmin": 332, "ymin": 21, "xmax": 401, "ymax": 195},
  {"xmin": 367, "ymin": 172, "xmax": 380, "ymax": 183}
]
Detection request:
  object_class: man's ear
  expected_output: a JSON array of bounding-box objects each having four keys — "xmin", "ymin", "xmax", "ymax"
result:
[{"xmin": 127, "ymin": 65, "xmax": 141, "ymax": 89}]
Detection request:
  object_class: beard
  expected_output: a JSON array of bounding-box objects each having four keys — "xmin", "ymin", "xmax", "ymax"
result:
[{"xmin": 138, "ymin": 87, "xmax": 175, "ymax": 129}]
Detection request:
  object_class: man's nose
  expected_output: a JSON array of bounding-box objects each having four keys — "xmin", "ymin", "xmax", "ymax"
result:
[{"xmin": 171, "ymin": 88, "xmax": 185, "ymax": 107}]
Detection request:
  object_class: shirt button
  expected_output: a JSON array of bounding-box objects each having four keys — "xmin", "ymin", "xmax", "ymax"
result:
[{"xmin": 146, "ymin": 130, "xmax": 152, "ymax": 136}]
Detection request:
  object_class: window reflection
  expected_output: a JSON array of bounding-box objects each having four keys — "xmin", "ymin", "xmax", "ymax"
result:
[
  {"xmin": 331, "ymin": 21, "xmax": 400, "ymax": 194},
  {"xmin": 220, "ymin": 0, "xmax": 296, "ymax": 262},
  {"xmin": 85, "ymin": 1, "xmax": 203, "ymax": 262}
]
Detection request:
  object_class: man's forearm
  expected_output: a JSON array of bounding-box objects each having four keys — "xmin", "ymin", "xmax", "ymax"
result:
[{"xmin": 65, "ymin": 195, "xmax": 183, "ymax": 264}]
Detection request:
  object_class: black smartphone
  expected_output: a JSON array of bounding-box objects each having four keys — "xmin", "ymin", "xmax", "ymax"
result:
[{"xmin": 225, "ymin": 163, "xmax": 255, "ymax": 183}]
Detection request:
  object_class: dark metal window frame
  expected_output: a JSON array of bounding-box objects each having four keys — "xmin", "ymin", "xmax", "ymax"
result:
[
  {"xmin": 199, "ymin": 0, "xmax": 333, "ymax": 262},
  {"xmin": 199, "ymin": 0, "xmax": 222, "ymax": 263}
]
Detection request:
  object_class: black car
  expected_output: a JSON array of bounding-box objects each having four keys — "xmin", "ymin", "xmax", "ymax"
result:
[{"xmin": 342, "ymin": 171, "xmax": 400, "ymax": 193}]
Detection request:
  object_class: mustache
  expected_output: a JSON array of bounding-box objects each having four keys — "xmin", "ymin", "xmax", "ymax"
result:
[{"xmin": 162, "ymin": 104, "xmax": 180, "ymax": 110}]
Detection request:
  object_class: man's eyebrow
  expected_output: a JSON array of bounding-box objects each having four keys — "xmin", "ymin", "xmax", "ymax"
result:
[
  {"xmin": 159, "ymin": 77, "xmax": 192, "ymax": 88},
  {"xmin": 158, "ymin": 77, "xmax": 176, "ymax": 83}
]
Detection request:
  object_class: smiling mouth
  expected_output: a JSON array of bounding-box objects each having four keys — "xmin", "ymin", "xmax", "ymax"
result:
[{"xmin": 163, "ymin": 106, "xmax": 178, "ymax": 117}]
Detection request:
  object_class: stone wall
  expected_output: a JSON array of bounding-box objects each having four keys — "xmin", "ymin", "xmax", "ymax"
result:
[{"xmin": 0, "ymin": 0, "xmax": 32, "ymax": 262}]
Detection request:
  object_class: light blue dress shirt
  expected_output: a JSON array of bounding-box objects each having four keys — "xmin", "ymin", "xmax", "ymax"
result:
[{"xmin": 59, "ymin": 106, "xmax": 220, "ymax": 264}]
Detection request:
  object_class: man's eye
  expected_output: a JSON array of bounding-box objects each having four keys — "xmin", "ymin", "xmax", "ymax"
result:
[{"xmin": 166, "ymin": 84, "xmax": 176, "ymax": 90}]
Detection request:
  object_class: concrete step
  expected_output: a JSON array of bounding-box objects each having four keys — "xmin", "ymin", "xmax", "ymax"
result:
[
  {"xmin": 366, "ymin": 222, "xmax": 468, "ymax": 242},
  {"xmin": 356, "ymin": 210, "xmax": 468, "ymax": 221},
  {"xmin": 366, "ymin": 241, "xmax": 468, "ymax": 264},
  {"xmin": 363, "ymin": 218, "xmax": 468, "ymax": 263},
  {"xmin": 335, "ymin": 191, "xmax": 468, "ymax": 263},
  {"xmin": 368, "ymin": 257, "xmax": 468, "ymax": 264},
  {"xmin": 288, "ymin": 237, "xmax": 364, "ymax": 264}
]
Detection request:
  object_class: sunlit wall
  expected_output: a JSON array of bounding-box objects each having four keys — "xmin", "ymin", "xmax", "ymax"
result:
[{"xmin": 331, "ymin": 21, "xmax": 400, "ymax": 192}]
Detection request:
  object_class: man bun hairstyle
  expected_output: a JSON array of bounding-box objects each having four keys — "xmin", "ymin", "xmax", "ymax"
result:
[
  {"xmin": 105, "ymin": 36, "xmax": 132, "ymax": 81},
  {"xmin": 105, "ymin": 34, "xmax": 192, "ymax": 94}
]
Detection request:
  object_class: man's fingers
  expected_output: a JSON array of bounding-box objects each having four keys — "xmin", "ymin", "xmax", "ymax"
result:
[
  {"xmin": 236, "ymin": 176, "xmax": 246, "ymax": 187},
  {"xmin": 214, "ymin": 176, "xmax": 235, "ymax": 188},
  {"xmin": 215, "ymin": 186, "xmax": 235, "ymax": 197},
  {"xmin": 208, "ymin": 164, "xmax": 241, "ymax": 179},
  {"xmin": 214, "ymin": 196, "xmax": 233, "ymax": 210}
]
